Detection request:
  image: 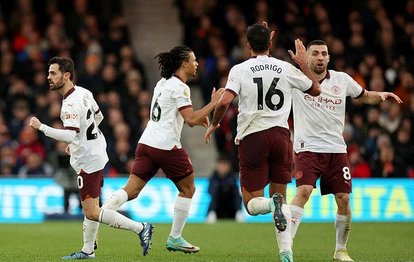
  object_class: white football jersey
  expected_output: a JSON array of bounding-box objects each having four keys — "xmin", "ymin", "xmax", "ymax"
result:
[
  {"xmin": 139, "ymin": 76, "xmax": 192, "ymax": 150},
  {"xmin": 292, "ymin": 70, "xmax": 364, "ymax": 153},
  {"xmin": 61, "ymin": 86, "xmax": 108, "ymax": 173},
  {"xmin": 225, "ymin": 55, "xmax": 312, "ymax": 143}
]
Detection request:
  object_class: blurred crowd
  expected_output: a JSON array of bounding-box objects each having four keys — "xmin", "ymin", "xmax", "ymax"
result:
[
  {"xmin": 176, "ymin": 0, "xmax": 414, "ymax": 178},
  {"xmin": 0, "ymin": 0, "xmax": 151, "ymax": 177},
  {"xmin": 0, "ymin": 0, "xmax": 413, "ymax": 179}
]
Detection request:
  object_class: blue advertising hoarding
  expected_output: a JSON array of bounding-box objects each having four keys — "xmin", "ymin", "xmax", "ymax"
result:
[{"xmin": 0, "ymin": 178, "xmax": 412, "ymax": 223}]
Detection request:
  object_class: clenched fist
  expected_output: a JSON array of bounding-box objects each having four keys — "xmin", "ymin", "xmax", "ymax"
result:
[{"xmin": 29, "ymin": 117, "xmax": 42, "ymax": 130}]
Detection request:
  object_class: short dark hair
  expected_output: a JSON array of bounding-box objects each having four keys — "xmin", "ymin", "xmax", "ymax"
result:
[
  {"xmin": 48, "ymin": 56, "xmax": 75, "ymax": 81},
  {"xmin": 247, "ymin": 23, "xmax": 270, "ymax": 53},
  {"xmin": 155, "ymin": 46, "xmax": 193, "ymax": 79},
  {"xmin": 307, "ymin": 40, "xmax": 327, "ymax": 49}
]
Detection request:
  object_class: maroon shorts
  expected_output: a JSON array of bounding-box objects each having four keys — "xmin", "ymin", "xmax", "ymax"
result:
[
  {"xmin": 131, "ymin": 143, "xmax": 194, "ymax": 183},
  {"xmin": 239, "ymin": 126, "xmax": 293, "ymax": 192},
  {"xmin": 77, "ymin": 169, "xmax": 104, "ymax": 201},
  {"xmin": 294, "ymin": 152, "xmax": 352, "ymax": 195}
]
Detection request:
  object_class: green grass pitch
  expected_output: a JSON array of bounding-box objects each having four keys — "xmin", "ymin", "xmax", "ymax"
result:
[{"xmin": 0, "ymin": 221, "xmax": 413, "ymax": 261}]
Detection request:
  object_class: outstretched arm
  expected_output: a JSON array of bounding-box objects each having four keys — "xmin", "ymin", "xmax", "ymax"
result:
[
  {"xmin": 29, "ymin": 117, "xmax": 76, "ymax": 144},
  {"xmin": 358, "ymin": 90, "xmax": 402, "ymax": 105},
  {"xmin": 205, "ymin": 90, "xmax": 235, "ymax": 144},
  {"xmin": 180, "ymin": 87, "xmax": 224, "ymax": 127}
]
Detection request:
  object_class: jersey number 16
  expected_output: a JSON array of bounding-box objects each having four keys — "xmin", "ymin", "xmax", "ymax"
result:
[{"xmin": 254, "ymin": 77, "xmax": 284, "ymax": 111}]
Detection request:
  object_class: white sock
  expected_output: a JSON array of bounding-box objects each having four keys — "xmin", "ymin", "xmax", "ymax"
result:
[
  {"xmin": 246, "ymin": 197, "xmax": 271, "ymax": 215},
  {"xmin": 81, "ymin": 217, "xmax": 99, "ymax": 254},
  {"xmin": 99, "ymin": 209, "xmax": 143, "ymax": 234},
  {"xmin": 335, "ymin": 214, "xmax": 351, "ymax": 251},
  {"xmin": 290, "ymin": 205, "xmax": 304, "ymax": 240},
  {"xmin": 170, "ymin": 196, "xmax": 191, "ymax": 238},
  {"xmin": 276, "ymin": 204, "xmax": 292, "ymax": 253},
  {"xmin": 101, "ymin": 189, "xmax": 128, "ymax": 210}
]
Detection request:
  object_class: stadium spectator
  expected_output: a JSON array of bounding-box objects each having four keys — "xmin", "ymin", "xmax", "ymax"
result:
[
  {"xmin": 17, "ymin": 151, "xmax": 53, "ymax": 177},
  {"xmin": 108, "ymin": 138, "xmax": 132, "ymax": 176},
  {"xmin": 206, "ymin": 154, "xmax": 242, "ymax": 223},
  {"xmin": 101, "ymin": 46, "xmax": 224, "ymax": 254},
  {"xmin": 371, "ymin": 133, "xmax": 408, "ymax": 178},
  {"xmin": 0, "ymin": 123, "xmax": 16, "ymax": 149},
  {"xmin": 288, "ymin": 40, "xmax": 402, "ymax": 262},
  {"xmin": 205, "ymin": 22, "xmax": 321, "ymax": 262},
  {"xmin": 29, "ymin": 56, "xmax": 153, "ymax": 259},
  {"xmin": 9, "ymin": 98, "xmax": 32, "ymax": 140},
  {"xmin": 1, "ymin": 0, "xmax": 413, "ymax": 180},
  {"xmin": 0, "ymin": 0, "xmax": 151, "ymax": 178},
  {"xmin": 378, "ymin": 101, "xmax": 402, "ymax": 134},
  {"xmin": 0, "ymin": 145, "xmax": 17, "ymax": 176},
  {"xmin": 15, "ymin": 126, "xmax": 46, "ymax": 170},
  {"xmin": 348, "ymin": 144, "xmax": 372, "ymax": 178},
  {"xmin": 176, "ymin": 0, "xmax": 414, "ymax": 179}
]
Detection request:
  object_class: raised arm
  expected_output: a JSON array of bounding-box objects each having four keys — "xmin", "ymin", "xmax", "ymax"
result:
[{"xmin": 288, "ymin": 39, "xmax": 321, "ymax": 96}]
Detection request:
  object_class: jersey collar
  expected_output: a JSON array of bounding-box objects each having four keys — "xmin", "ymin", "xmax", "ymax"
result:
[
  {"xmin": 63, "ymin": 86, "xmax": 75, "ymax": 99},
  {"xmin": 251, "ymin": 55, "xmax": 272, "ymax": 58},
  {"xmin": 319, "ymin": 70, "xmax": 331, "ymax": 83},
  {"xmin": 173, "ymin": 74, "xmax": 185, "ymax": 83}
]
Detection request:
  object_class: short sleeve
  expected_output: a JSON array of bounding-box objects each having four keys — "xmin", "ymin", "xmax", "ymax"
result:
[
  {"xmin": 225, "ymin": 66, "xmax": 241, "ymax": 95},
  {"xmin": 345, "ymin": 74, "xmax": 364, "ymax": 98},
  {"xmin": 61, "ymin": 101, "xmax": 81, "ymax": 131},
  {"xmin": 174, "ymin": 83, "xmax": 192, "ymax": 109},
  {"xmin": 286, "ymin": 64, "xmax": 313, "ymax": 92}
]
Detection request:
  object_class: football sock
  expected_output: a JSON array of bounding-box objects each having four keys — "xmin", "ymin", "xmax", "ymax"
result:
[
  {"xmin": 289, "ymin": 204, "xmax": 304, "ymax": 239},
  {"xmin": 101, "ymin": 189, "xmax": 128, "ymax": 210},
  {"xmin": 81, "ymin": 217, "xmax": 99, "ymax": 254},
  {"xmin": 335, "ymin": 214, "xmax": 351, "ymax": 250},
  {"xmin": 246, "ymin": 197, "xmax": 271, "ymax": 215},
  {"xmin": 276, "ymin": 204, "xmax": 292, "ymax": 253},
  {"xmin": 99, "ymin": 209, "xmax": 143, "ymax": 234},
  {"xmin": 170, "ymin": 196, "xmax": 191, "ymax": 238}
]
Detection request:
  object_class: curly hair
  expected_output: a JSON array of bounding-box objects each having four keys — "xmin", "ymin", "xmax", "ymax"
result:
[{"xmin": 155, "ymin": 46, "xmax": 193, "ymax": 79}]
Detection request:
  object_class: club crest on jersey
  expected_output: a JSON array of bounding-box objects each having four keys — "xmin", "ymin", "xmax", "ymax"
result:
[{"xmin": 331, "ymin": 86, "xmax": 340, "ymax": 95}]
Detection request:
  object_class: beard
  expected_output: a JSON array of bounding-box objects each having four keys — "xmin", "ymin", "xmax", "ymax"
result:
[
  {"xmin": 49, "ymin": 79, "xmax": 65, "ymax": 90},
  {"xmin": 312, "ymin": 63, "xmax": 326, "ymax": 74}
]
